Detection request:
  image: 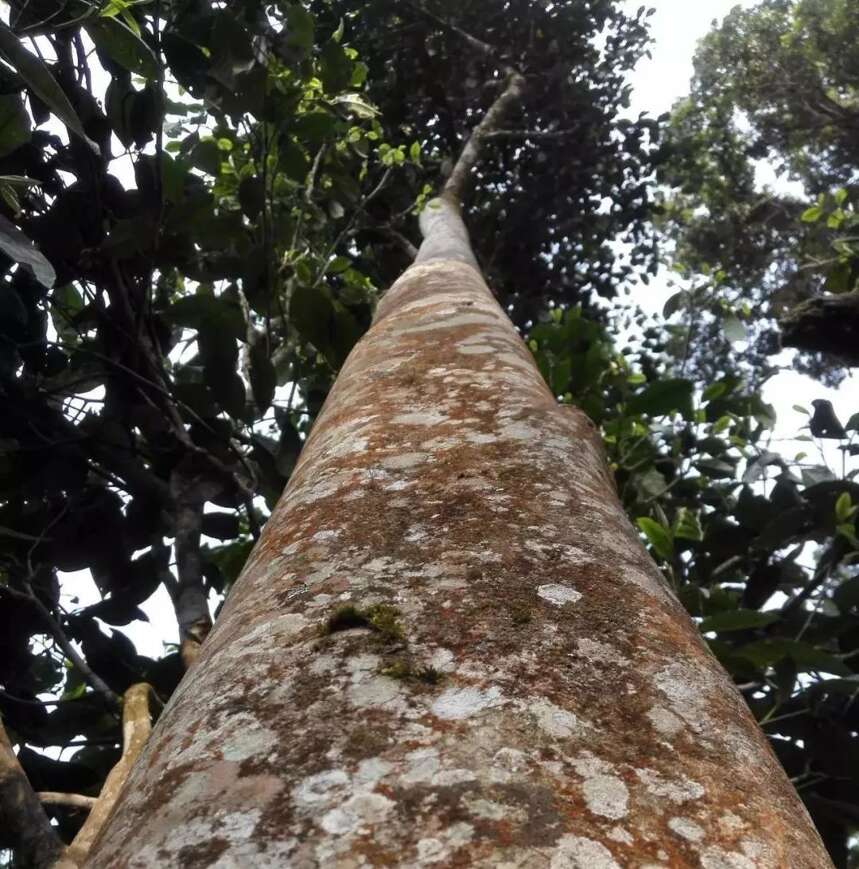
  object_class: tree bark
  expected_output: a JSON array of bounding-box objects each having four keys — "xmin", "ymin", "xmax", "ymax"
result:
[{"xmin": 86, "ymin": 197, "xmax": 832, "ymax": 867}]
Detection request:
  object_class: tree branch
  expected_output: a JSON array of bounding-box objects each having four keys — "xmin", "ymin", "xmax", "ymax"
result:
[
  {"xmin": 0, "ymin": 719, "xmax": 66, "ymax": 869},
  {"xmin": 64, "ymin": 684, "xmax": 153, "ymax": 867},
  {"xmin": 1, "ymin": 586, "xmax": 119, "ymax": 707},
  {"xmin": 442, "ymin": 70, "xmax": 527, "ymax": 204},
  {"xmin": 37, "ymin": 792, "xmax": 97, "ymax": 811}
]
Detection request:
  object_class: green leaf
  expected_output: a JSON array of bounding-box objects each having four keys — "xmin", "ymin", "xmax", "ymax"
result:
[
  {"xmin": 189, "ymin": 138, "xmax": 222, "ymax": 176},
  {"xmin": 238, "ymin": 176, "xmax": 265, "ymax": 219},
  {"xmin": 0, "ymin": 22, "xmax": 99, "ymax": 153},
  {"xmin": 285, "ymin": 4, "xmax": 315, "ymax": 56},
  {"xmin": 249, "ymin": 341, "xmax": 276, "ymax": 413},
  {"xmin": 800, "ymin": 205, "xmax": 823, "ymax": 222},
  {"xmin": 0, "ymin": 93, "xmax": 31, "ymax": 158},
  {"xmin": 86, "ymin": 17, "xmax": 159, "ymax": 79},
  {"xmin": 722, "ymin": 313, "xmax": 747, "ymax": 343},
  {"xmin": 320, "ymin": 39, "xmax": 353, "ymax": 93},
  {"xmin": 636, "ymin": 517, "xmax": 674, "ymax": 561},
  {"xmin": 0, "ymin": 213, "xmax": 55, "ymax": 288},
  {"xmin": 674, "ymin": 507, "xmax": 703, "ymax": 542},
  {"xmin": 167, "ymin": 293, "xmax": 246, "ymax": 341},
  {"xmin": 628, "ymin": 378, "xmax": 694, "ymax": 419},
  {"xmin": 835, "ymin": 492, "xmax": 856, "ymax": 523},
  {"xmin": 662, "ymin": 290, "xmax": 689, "ymax": 318},
  {"xmin": 700, "ymin": 610, "xmax": 779, "ymax": 633},
  {"xmin": 736, "ymin": 639, "xmax": 851, "ymax": 676},
  {"xmin": 331, "ymin": 93, "xmax": 378, "ymax": 118}
]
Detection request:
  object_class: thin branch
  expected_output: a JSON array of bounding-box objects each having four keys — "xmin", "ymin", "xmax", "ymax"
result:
[
  {"xmin": 1, "ymin": 586, "xmax": 119, "ymax": 706},
  {"xmin": 64, "ymin": 683, "xmax": 154, "ymax": 867},
  {"xmin": 37, "ymin": 792, "xmax": 97, "ymax": 811},
  {"xmin": 404, "ymin": 1, "xmax": 496, "ymax": 59},
  {"xmin": 484, "ymin": 128, "xmax": 577, "ymax": 141},
  {"xmin": 443, "ymin": 70, "xmax": 527, "ymax": 203},
  {"xmin": 0, "ymin": 719, "xmax": 66, "ymax": 869}
]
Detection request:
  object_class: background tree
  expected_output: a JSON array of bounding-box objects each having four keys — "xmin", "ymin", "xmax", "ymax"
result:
[{"xmin": 658, "ymin": 0, "xmax": 859, "ymax": 384}]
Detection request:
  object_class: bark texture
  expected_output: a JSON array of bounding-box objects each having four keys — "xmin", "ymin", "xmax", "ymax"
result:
[
  {"xmin": 0, "ymin": 720, "xmax": 65, "ymax": 869},
  {"xmin": 86, "ymin": 205, "xmax": 831, "ymax": 868}
]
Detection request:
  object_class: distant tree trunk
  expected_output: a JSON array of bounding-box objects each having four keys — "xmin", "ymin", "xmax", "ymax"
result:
[{"xmin": 86, "ymin": 190, "xmax": 832, "ymax": 867}]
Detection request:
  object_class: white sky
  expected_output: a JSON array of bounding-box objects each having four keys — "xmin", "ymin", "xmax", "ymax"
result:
[{"xmin": 54, "ymin": 1, "xmax": 855, "ymax": 665}]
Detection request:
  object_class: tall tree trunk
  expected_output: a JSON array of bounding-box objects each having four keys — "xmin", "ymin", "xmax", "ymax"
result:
[{"xmin": 86, "ymin": 192, "xmax": 831, "ymax": 867}]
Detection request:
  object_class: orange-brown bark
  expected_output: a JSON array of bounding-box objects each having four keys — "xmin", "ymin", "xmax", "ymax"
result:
[{"xmin": 85, "ymin": 203, "xmax": 831, "ymax": 867}]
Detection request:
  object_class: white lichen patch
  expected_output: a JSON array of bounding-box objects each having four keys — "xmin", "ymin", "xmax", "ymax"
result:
[
  {"xmin": 457, "ymin": 342, "xmax": 496, "ymax": 355},
  {"xmin": 499, "ymin": 420, "xmax": 541, "ymax": 441},
  {"xmin": 464, "ymin": 432, "xmax": 499, "ymax": 445},
  {"xmin": 463, "ymin": 795, "xmax": 523, "ymax": 822},
  {"xmin": 646, "ymin": 705, "xmax": 686, "ymax": 739},
  {"xmin": 668, "ymin": 816, "xmax": 705, "ymax": 842},
  {"xmin": 537, "ymin": 584, "xmax": 582, "ymax": 607},
  {"xmin": 431, "ymin": 685, "xmax": 504, "ymax": 720},
  {"xmin": 391, "ymin": 410, "xmax": 449, "ymax": 426},
  {"xmin": 531, "ymin": 698, "xmax": 583, "ymax": 739},
  {"xmin": 414, "ymin": 822, "xmax": 475, "ymax": 865},
  {"xmin": 700, "ymin": 847, "xmax": 757, "ymax": 869},
  {"xmin": 635, "ymin": 767, "xmax": 705, "ymax": 804},
  {"xmin": 428, "ymin": 647, "xmax": 456, "ymax": 672},
  {"xmin": 219, "ymin": 715, "xmax": 276, "ymax": 762},
  {"xmin": 550, "ymin": 835, "xmax": 621, "ymax": 869},
  {"xmin": 319, "ymin": 792, "xmax": 395, "ymax": 836},
  {"xmin": 607, "ymin": 826, "xmax": 634, "ymax": 845},
  {"xmin": 575, "ymin": 637, "xmax": 629, "ymax": 667},
  {"xmin": 380, "ymin": 452, "xmax": 428, "ymax": 470},
  {"xmin": 347, "ymin": 675, "xmax": 405, "ymax": 711},
  {"xmin": 292, "ymin": 769, "xmax": 351, "ymax": 809},
  {"xmin": 571, "ymin": 754, "xmax": 629, "ymax": 821},
  {"xmin": 653, "ymin": 662, "xmax": 717, "ymax": 731}
]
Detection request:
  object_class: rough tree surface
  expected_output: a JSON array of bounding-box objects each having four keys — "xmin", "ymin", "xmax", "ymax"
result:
[{"xmin": 86, "ymin": 201, "xmax": 831, "ymax": 867}]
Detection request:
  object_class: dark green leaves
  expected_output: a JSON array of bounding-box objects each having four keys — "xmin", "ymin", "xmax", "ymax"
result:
[
  {"xmin": 0, "ymin": 22, "xmax": 98, "ymax": 153},
  {"xmin": 249, "ymin": 340, "xmax": 276, "ymax": 412},
  {"xmin": 320, "ymin": 39, "xmax": 353, "ymax": 92},
  {"xmin": 290, "ymin": 282, "xmax": 362, "ymax": 369},
  {"xmin": 0, "ymin": 214, "xmax": 55, "ymax": 287},
  {"xmin": 284, "ymin": 4, "xmax": 315, "ymax": 57},
  {"xmin": 86, "ymin": 18, "xmax": 159, "ymax": 79},
  {"xmin": 636, "ymin": 517, "xmax": 674, "ymax": 561},
  {"xmin": 700, "ymin": 610, "xmax": 779, "ymax": 633},
  {"xmin": 0, "ymin": 93, "xmax": 31, "ymax": 157},
  {"xmin": 628, "ymin": 378, "xmax": 694, "ymax": 419}
]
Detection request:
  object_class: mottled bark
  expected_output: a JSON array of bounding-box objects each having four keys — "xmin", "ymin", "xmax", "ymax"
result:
[
  {"xmin": 0, "ymin": 720, "xmax": 65, "ymax": 869},
  {"xmin": 87, "ymin": 206, "xmax": 831, "ymax": 867}
]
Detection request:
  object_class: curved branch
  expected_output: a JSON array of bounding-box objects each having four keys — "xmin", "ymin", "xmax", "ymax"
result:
[{"xmin": 64, "ymin": 683, "xmax": 153, "ymax": 866}]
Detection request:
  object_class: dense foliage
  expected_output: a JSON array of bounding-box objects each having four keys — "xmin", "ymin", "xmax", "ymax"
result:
[
  {"xmin": 0, "ymin": 0, "xmax": 660, "ymax": 857},
  {"xmin": 659, "ymin": 0, "xmax": 859, "ymax": 385},
  {"xmin": 0, "ymin": 0, "xmax": 857, "ymax": 865}
]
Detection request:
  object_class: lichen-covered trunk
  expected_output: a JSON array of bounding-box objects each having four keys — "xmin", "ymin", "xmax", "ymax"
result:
[{"xmin": 87, "ymin": 200, "xmax": 831, "ymax": 868}]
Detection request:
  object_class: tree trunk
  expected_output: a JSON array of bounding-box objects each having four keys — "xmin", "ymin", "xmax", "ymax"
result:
[{"xmin": 86, "ymin": 197, "xmax": 831, "ymax": 867}]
